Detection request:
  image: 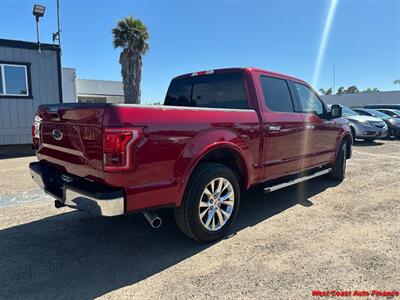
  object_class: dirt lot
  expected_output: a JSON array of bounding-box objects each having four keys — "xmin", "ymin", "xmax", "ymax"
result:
[{"xmin": 0, "ymin": 140, "xmax": 399, "ymax": 299}]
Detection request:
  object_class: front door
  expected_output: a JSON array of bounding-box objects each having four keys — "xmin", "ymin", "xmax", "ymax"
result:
[{"xmin": 292, "ymin": 82, "xmax": 338, "ymax": 170}]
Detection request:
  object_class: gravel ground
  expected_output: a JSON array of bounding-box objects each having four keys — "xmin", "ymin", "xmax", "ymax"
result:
[{"xmin": 0, "ymin": 140, "xmax": 399, "ymax": 299}]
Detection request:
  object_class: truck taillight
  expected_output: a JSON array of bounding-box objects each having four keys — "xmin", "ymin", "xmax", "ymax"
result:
[
  {"xmin": 32, "ymin": 124, "xmax": 36, "ymax": 138},
  {"xmin": 103, "ymin": 127, "xmax": 143, "ymax": 172},
  {"xmin": 32, "ymin": 115, "xmax": 41, "ymax": 140}
]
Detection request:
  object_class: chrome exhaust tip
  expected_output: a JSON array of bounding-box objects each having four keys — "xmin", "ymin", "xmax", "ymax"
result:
[{"xmin": 143, "ymin": 211, "xmax": 162, "ymax": 229}]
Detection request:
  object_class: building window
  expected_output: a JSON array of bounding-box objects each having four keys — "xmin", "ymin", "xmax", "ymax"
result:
[{"xmin": 0, "ymin": 63, "xmax": 30, "ymax": 96}]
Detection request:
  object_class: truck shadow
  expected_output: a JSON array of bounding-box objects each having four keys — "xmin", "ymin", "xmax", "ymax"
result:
[
  {"xmin": 353, "ymin": 140, "xmax": 384, "ymax": 147},
  {"xmin": 0, "ymin": 144, "xmax": 35, "ymax": 159},
  {"xmin": 0, "ymin": 177, "xmax": 338, "ymax": 299}
]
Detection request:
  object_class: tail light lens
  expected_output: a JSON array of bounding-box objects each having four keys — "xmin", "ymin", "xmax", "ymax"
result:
[
  {"xmin": 103, "ymin": 127, "xmax": 143, "ymax": 172},
  {"xmin": 32, "ymin": 115, "xmax": 41, "ymax": 139},
  {"xmin": 32, "ymin": 114, "xmax": 42, "ymax": 149},
  {"xmin": 32, "ymin": 124, "xmax": 36, "ymax": 138}
]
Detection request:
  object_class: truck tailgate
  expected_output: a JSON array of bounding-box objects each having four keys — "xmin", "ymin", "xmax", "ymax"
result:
[{"xmin": 35, "ymin": 104, "xmax": 106, "ymax": 181}]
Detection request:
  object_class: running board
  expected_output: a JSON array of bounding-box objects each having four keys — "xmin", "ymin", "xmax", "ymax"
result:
[{"xmin": 264, "ymin": 168, "xmax": 332, "ymax": 193}]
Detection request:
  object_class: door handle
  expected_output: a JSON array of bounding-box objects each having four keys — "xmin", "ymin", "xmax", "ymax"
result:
[
  {"xmin": 324, "ymin": 121, "xmax": 335, "ymax": 126},
  {"xmin": 268, "ymin": 125, "xmax": 281, "ymax": 132}
]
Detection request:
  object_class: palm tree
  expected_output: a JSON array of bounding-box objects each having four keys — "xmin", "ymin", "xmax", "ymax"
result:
[
  {"xmin": 319, "ymin": 88, "xmax": 333, "ymax": 95},
  {"xmin": 345, "ymin": 85, "xmax": 359, "ymax": 94},
  {"xmin": 363, "ymin": 88, "xmax": 380, "ymax": 92},
  {"xmin": 112, "ymin": 16, "xmax": 149, "ymax": 104},
  {"xmin": 336, "ymin": 86, "xmax": 345, "ymax": 95}
]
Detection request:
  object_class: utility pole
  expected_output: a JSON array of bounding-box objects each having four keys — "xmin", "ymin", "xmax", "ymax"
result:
[
  {"xmin": 33, "ymin": 4, "xmax": 45, "ymax": 53},
  {"xmin": 53, "ymin": 0, "xmax": 62, "ymax": 50},
  {"xmin": 333, "ymin": 64, "xmax": 336, "ymax": 93},
  {"xmin": 57, "ymin": 0, "xmax": 61, "ymax": 48},
  {"xmin": 35, "ymin": 16, "xmax": 41, "ymax": 52}
]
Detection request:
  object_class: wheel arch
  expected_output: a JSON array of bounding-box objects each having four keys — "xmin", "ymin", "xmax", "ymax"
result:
[
  {"xmin": 343, "ymin": 133, "xmax": 352, "ymax": 159},
  {"xmin": 176, "ymin": 143, "xmax": 250, "ymax": 207},
  {"xmin": 335, "ymin": 133, "xmax": 352, "ymax": 161},
  {"xmin": 349, "ymin": 125, "xmax": 356, "ymax": 142}
]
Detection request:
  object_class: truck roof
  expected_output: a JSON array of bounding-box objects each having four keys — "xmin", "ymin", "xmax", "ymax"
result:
[{"xmin": 173, "ymin": 67, "xmax": 307, "ymax": 85}]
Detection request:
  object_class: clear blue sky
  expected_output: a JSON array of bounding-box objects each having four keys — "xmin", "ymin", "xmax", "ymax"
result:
[{"xmin": 1, "ymin": 0, "xmax": 399, "ymax": 104}]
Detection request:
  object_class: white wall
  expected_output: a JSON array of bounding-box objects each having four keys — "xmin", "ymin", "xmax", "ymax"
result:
[
  {"xmin": 323, "ymin": 91, "xmax": 400, "ymax": 106},
  {"xmin": 61, "ymin": 68, "xmax": 124, "ymax": 104},
  {"xmin": 77, "ymin": 79, "xmax": 123, "ymax": 96},
  {"xmin": 62, "ymin": 67, "xmax": 77, "ymax": 103}
]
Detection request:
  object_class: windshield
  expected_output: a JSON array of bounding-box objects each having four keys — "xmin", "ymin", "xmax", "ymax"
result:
[
  {"xmin": 365, "ymin": 109, "xmax": 391, "ymax": 119},
  {"xmin": 341, "ymin": 106, "xmax": 359, "ymax": 117}
]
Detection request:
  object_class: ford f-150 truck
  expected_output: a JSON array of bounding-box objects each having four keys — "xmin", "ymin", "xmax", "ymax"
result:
[{"xmin": 30, "ymin": 67, "xmax": 352, "ymax": 242}]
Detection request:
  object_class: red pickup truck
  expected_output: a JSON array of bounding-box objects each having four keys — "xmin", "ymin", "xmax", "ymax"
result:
[{"xmin": 30, "ymin": 67, "xmax": 352, "ymax": 242}]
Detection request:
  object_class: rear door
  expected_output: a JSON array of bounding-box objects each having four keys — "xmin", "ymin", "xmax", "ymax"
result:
[
  {"xmin": 258, "ymin": 75, "xmax": 305, "ymax": 181},
  {"xmin": 291, "ymin": 82, "xmax": 338, "ymax": 169}
]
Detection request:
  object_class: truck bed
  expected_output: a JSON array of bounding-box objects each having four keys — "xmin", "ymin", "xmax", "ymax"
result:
[{"xmin": 34, "ymin": 103, "xmax": 261, "ymax": 212}]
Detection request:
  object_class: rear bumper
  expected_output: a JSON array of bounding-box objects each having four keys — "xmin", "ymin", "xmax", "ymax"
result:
[{"xmin": 29, "ymin": 162, "xmax": 124, "ymax": 216}]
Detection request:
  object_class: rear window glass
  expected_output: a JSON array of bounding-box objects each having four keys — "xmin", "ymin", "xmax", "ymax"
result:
[
  {"xmin": 260, "ymin": 76, "xmax": 294, "ymax": 113},
  {"xmin": 164, "ymin": 73, "xmax": 248, "ymax": 109}
]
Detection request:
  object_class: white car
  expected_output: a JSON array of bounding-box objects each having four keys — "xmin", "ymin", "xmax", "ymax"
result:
[{"xmin": 329, "ymin": 105, "xmax": 387, "ymax": 142}]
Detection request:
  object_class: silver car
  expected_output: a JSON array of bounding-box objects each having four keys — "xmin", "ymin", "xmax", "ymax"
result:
[{"xmin": 329, "ymin": 105, "xmax": 388, "ymax": 142}]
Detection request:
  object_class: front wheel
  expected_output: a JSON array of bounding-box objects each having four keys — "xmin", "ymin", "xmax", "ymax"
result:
[
  {"xmin": 329, "ymin": 141, "xmax": 347, "ymax": 181},
  {"xmin": 389, "ymin": 129, "xmax": 397, "ymax": 138},
  {"xmin": 350, "ymin": 127, "xmax": 356, "ymax": 142},
  {"xmin": 175, "ymin": 163, "xmax": 241, "ymax": 242}
]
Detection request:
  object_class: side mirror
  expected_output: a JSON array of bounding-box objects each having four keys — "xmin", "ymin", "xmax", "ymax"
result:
[{"xmin": 330, "ymin": 104, "xmax": 342, "ymax": 118}]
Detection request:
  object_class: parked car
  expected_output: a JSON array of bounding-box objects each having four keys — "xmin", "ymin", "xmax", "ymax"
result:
[
  {"xmin": 328, "ymin": 105, "xmax": 387, "ymax": 142},
  {"xmin": 364, "ymin": 104, "xmax": 400, "ymax": 110},
  {"xmin": 29, "ymin": 67, "xmax": 352, "ymax": 242},
  {"xmin": 352, "ymin": 108, "xmax": 400, "ymax": 138},
  {"xmin": 376, "ymin": 108, "xmax": 400, "ymax": 118}
]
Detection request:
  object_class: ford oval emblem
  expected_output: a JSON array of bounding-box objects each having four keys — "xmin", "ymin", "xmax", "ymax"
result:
[{"xmin": 52, "ymin": 129, "xmax": 63, "ymax": 141}]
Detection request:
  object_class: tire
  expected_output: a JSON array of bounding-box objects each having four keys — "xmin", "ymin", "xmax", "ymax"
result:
[
  {"xmin": 350, "ymin": 127, "xmax": 356, "ymax": 142},
  {"xmin": 329, "ymin": 141, "xmax": 347, "ymax": 181},
  {"xmin": 175, "ymin": 163, "xmax": 241, "ymax": 242},
  {"xmin": 363, "ymin": 138, "xmax": 375, "ymax": 142}
]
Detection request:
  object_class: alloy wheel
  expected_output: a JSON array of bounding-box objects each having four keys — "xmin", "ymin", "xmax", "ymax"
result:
[{"xmin": 198, "ymin": 177, "xmax": 235, "ymax": 231}]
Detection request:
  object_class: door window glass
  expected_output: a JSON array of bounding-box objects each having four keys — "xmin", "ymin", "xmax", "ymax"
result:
[
  {"xmin": 295, "ymin": 83, "xmax": 324, "ymax": 115},
  {"xmin": 260, "ymin": 76, "xmax": 294, "ymax": 112}
]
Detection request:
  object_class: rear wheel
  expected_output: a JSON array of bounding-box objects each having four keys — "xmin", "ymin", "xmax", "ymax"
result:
[
  {"xmin": 329, "ymin": 141, "xmax": 347, "ymax": 181},
  {"xmin": 175, "ymin": 163, "xmax": 240, "ymax": 242}
]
